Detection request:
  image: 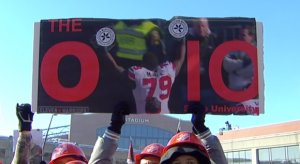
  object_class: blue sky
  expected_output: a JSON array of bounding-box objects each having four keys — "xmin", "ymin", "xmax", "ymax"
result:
[{"xmin": 0, "ymin": 0, "xmax": 300, "ymax": 136}]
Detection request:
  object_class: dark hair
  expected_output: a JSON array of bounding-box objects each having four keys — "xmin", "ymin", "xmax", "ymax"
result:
[
  {"xmin": 160, "ymin": 145, "xmax": 211, "ymax": 164},
  {"xmin": 142, "ymin": 52, "xmax": 159, "ymax": 70}
]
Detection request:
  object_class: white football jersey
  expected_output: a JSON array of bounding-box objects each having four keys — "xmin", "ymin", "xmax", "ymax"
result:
[
  {"xmin": 154, "ymin": 61, "xmax": 176, "ymax": 113},
  {"xmin": 128, "ymin": 61, "xmax": 176, "ymax": 114},
  {"xmin": 128, "ymin": 66, "xmax": 157, "ymax": 113}
]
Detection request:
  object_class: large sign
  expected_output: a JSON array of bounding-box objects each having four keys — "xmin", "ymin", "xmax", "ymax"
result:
[{"xmin": 32, "ymin": 17, "xmax": 264, "ymax": 115}]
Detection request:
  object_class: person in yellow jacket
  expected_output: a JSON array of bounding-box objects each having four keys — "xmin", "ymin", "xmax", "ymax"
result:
[{"xmin": 109, "ymin": 20, "xmax": 165, "ymax": 69}]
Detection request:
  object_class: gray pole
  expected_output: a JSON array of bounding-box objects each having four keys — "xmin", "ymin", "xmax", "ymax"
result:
[{"xmin": 42, "ymin": 114, "xmax": 55, "ymax": 161}]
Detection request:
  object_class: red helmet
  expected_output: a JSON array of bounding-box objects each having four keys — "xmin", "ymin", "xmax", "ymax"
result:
[
  {"xmin": 160, "ymin": 131, "xmax": 210, "ymax": 164},
  {"xmin": 49, "ymin": 143, "xmax": 88, "ymax": 164},
  {"xmin": 135, "ymin": 143, "xmax": 164, "ymax": 164},
  {"xmin": 65, "ymin": 160, "xmax": 87, "ymax": 164}
]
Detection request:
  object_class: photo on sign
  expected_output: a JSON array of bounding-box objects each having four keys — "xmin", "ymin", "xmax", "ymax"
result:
[{"xmin": 32, "ymin": 17, "xmax": 263, "ymax": 115}]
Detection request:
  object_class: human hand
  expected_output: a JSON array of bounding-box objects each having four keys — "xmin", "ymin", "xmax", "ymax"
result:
[
  {"xmin": 108, "ymin": 101, "xmax": 130, "ymax": 134},
  {"xmin": 187, "ymin": 102, "xmax": 208, "ymax": 134},
  {"xmin": 16, "ymin": 103, "xmax": 34, "ymax": 132}
]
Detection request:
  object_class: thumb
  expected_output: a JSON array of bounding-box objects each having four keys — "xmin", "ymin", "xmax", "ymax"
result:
[
  {"xmin": 16, "ymin": 103, "xmax": 20, "ymax": 118},
  {"xmin": 29, "ymin": 112, "xmax": 34, "ymax": 121}
]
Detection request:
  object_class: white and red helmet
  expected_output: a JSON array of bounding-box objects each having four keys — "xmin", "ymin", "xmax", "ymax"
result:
[
  {"xmin": 135, "ymin": 143, "xmax": 164, "ymax": 164},
  {"xmin": 160, "ymin": 131, "xmax": 211, "ymax": 164},
  {"xmin": 49, "ymin": 143, "xmax": 88, "ymax": 164}
]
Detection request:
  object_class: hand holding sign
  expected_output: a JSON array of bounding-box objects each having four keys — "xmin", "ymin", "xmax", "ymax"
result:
[
  {"xmin": 16, "ymin": 103, "xmax": 34, "ymax": 132},
  {"xmin": 188, "ymin": 102, "xmax": 208, "ymax": 134},
  {"xmin": 108, "ymin": 101, "xmax": 130, "ymax": 134}
]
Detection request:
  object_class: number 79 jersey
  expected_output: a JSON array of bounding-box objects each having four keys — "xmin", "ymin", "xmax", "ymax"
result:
[
  {"xmin": 128, "ymin": 61, "xmax": 176, "ymax": 114},
  {"xmin": 155, "ymin": 61, "xmax": 176, "ymax": 113},
  {"xmin": 128, "ymin": 66, "xmax": 157, "ymax": 113}
]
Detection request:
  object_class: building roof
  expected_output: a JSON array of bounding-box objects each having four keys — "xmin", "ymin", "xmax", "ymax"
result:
[
  {"xmin": 70, "ymin": 113, "xmax": 192, "ymax": 145},
  {"xmin": 218, "ymin": 120, "xmax": 300, "ymax": 140}
]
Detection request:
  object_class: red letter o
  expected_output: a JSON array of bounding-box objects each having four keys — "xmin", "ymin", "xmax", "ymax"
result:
[
  {"xmin": 209, "ymin": 40, "xmax": 258, "ymax": 102},
  {"xmin": 40, "ymin": 41, "xmax": 99, "ymax": 102}
]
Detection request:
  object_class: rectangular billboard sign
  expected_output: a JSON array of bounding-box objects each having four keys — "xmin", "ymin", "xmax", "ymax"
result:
[{"xmin": 32, "ymin": 17, "xmax": 264, "ymax": 115}]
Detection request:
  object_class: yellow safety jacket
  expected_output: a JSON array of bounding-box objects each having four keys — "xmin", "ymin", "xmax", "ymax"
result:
[{"xmin": 114, "ymin": 21, "xmax": 159, "ymax": 60}]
